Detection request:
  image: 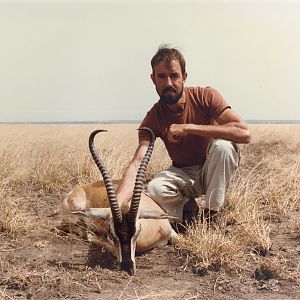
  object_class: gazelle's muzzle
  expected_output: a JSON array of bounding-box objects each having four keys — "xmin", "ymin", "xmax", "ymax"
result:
[
  {"xmin": 117, "ymin": 222, "xmax": 140, "ymax": 276},
  {"xmin": 120, "ymin": 259, "xmax": 136, "ymax": 276}
]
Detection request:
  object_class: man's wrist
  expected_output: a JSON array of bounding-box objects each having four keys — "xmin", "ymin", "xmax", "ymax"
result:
[
  {"xmin": 184, "ymin": 124, "xmax": 192, "ymax": 135},
  {"xmin": 186, "ymin": 124, "xmax": 205, "ymax": 136}
]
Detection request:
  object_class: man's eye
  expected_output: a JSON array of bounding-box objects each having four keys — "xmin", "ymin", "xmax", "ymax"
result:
[{"xmin": 171, "ymin": 73, "xmax": 180, "ymax": 79}]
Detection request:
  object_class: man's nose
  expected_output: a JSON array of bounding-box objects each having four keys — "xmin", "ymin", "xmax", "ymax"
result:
[{"xmin": 166, "ymin": 76, "xmax": 173, "ymax": 86}]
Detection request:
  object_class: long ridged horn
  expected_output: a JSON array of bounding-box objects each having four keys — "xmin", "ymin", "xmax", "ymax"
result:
[
  {"xmin": 128, "ymin": 127, "xmax": 156, "ymax": 221},
  {"xmin": 89, "ymin": 130, "xmax": 123, "ymax": 224}
]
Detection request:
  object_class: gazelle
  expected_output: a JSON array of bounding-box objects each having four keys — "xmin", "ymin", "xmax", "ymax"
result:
[{"xmin": 63, "ymin": 128, "xmax": 178, "ymax": 275}]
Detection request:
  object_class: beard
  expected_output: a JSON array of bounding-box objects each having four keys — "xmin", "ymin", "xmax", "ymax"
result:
[{"xmin": 158, "ymin": 85, "xmax": 184, "ymax": 105}]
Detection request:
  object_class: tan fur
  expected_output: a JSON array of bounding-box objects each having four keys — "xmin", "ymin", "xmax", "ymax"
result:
[
  {"xmin": 62, "ymin": 180, "xmax": 121, "ymax": 211},
  {"xmin": 62, "ymin": 180, "xmax": 120, "ymax": 235},
  {"xmin": 134, "ymin": 195, "xmax": 174, "ymax": 252}
]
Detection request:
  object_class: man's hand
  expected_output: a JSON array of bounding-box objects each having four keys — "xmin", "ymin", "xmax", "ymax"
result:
[{"xmin": 167, "ymin": 124, "xmax": 188, "ymax": 143}]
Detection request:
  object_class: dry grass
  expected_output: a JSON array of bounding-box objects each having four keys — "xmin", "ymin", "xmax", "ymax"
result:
[
  {"xmin": 0, "ymin": 191, "xmax": 34, "ymax": 238},
  {"xmin": 0, "ymin": 123, "xmax": 299, "ymax": 288}
]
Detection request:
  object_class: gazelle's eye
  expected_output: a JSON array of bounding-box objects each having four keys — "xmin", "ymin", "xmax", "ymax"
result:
[{"xmin": 107, "ymin": 231, "xmax": 113, "ymax": 241}]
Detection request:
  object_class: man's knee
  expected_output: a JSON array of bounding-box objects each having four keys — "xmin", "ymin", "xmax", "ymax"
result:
[
  {"xmin": 208, "ymin": 139, "xmax": 240, "ymax": 165},
  {"xmin": 147, "ymin": 177, "xmax": 181, "ymax": 201},
  {"xmin": 147, "ymin": 178, "xmax": 166, "ymax": 200}
]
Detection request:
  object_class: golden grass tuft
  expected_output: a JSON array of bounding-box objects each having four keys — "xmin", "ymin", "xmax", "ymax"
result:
[
  {"xmin": 177, "ymin": 221, "xmax": 243, "ymax": 272},
  {"xmin": 0, "ymin": 192, "xmax": 34, "ymax": 238}
]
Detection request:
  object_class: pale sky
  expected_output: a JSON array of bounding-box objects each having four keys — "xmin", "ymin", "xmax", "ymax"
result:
[{"xmin": 0, "ymin": 0, "xmax": 299, "ymax": 122}]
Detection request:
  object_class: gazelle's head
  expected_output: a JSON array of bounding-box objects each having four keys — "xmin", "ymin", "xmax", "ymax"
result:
[
  {"xmin": 72, "ymin": 127, "xmax": 158, "ymax": 275},
  {"xmin": 75, "ymin": 199, "xmax": 173, "ymax": 275}
]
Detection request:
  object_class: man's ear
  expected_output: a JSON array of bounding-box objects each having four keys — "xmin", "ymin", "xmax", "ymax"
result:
[{"xmin": 183, "ymin": 72, "xmax": 188, "ymax": 82}]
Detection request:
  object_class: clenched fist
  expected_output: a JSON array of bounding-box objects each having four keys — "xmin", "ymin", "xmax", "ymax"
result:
[{"xmin": 167, "ymin": 124, "xmax": 188, "ymax": 143}]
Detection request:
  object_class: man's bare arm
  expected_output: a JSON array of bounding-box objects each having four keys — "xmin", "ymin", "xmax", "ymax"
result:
[
  {"xmin": 168, "ymin": 109, "xmax": 251, "ymax": 144},
  {"xmin": 116, "ymin": 141, "xmax": 149, "ymax": 204}
]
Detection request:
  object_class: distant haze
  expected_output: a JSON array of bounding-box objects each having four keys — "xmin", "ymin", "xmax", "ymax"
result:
[{"xmin": 0, "ymin": 0, "xmax": 299, "ymax": 122}]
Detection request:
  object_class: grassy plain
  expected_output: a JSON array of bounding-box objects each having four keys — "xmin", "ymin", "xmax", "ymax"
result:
[{"xmin": 0, "ymin": 124, "xmax": 299, "ymax": 299}]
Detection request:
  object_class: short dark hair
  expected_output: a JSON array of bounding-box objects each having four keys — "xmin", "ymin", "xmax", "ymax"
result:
[{"xmin": 151, "ymin": 44, "xmax": 186, "ymax": 74}]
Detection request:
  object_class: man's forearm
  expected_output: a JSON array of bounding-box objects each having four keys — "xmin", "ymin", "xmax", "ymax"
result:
[
  {"xmin": 185, "ymin": 122, "xmax": 250, "ymax": 144},
  {"xmin": 116, "ymin": 141, "xmax": 149, "ymax": 204},
  {"xmin": 116, "ymin": 163, "xmax": 139, "ymax": 204}
]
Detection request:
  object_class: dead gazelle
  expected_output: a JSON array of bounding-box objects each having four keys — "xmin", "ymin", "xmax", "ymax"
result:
[{"xmin": 70, "ymin": 128, "xmax": 178, "ymax": 275}]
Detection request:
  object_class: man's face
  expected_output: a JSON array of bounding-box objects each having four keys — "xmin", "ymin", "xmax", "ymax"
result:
[{"xmin": 151, "ymin": 59, "xmax": 187, "ymax": 105}]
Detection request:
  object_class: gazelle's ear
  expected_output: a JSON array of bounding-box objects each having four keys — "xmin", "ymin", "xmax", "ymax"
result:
[
  {"xmin": 70, "ymin": 208, "xmax": 111, "ymax": 220},
  {"xmin": 138, "ymin": 209, "xmax": 179, "ymax": 220}
]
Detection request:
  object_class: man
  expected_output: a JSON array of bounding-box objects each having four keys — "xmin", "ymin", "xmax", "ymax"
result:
[{"xmin": 116, "ymin": 45, "xmax": 250, "ymax": 229}]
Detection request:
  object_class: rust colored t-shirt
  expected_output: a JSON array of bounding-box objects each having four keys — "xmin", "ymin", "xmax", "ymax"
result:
[{"xmin": 139, "ymin": 86, "xmax": 231, "ymax": 167}]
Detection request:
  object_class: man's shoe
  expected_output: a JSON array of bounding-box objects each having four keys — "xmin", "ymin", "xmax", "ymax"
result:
[
  {"xmin": 182, "ymin": 198, "xmax": 199, "ymax": 226},
  {"xmin": 199, "ymin": 208, "xmax": 218, "ymax": 223},
  {"xmin": 171, "ymin": 198, "xmax": 199, "ymax": 233}
]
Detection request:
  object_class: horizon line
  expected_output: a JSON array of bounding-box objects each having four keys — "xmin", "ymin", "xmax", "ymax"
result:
[{"xmin": 0, "ymin": 120, "xmax": 299, "ymax": 125}]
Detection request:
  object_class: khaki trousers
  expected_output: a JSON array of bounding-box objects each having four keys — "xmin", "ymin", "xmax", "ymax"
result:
[{"xmin": 146, "ymin": 139, "xmax": 240, "ymax": 220}]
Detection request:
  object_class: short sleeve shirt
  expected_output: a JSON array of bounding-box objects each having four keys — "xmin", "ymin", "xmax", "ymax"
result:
[{"xmin": 139, "ymin": 86, "xmax": 231, "ymax": 167}]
